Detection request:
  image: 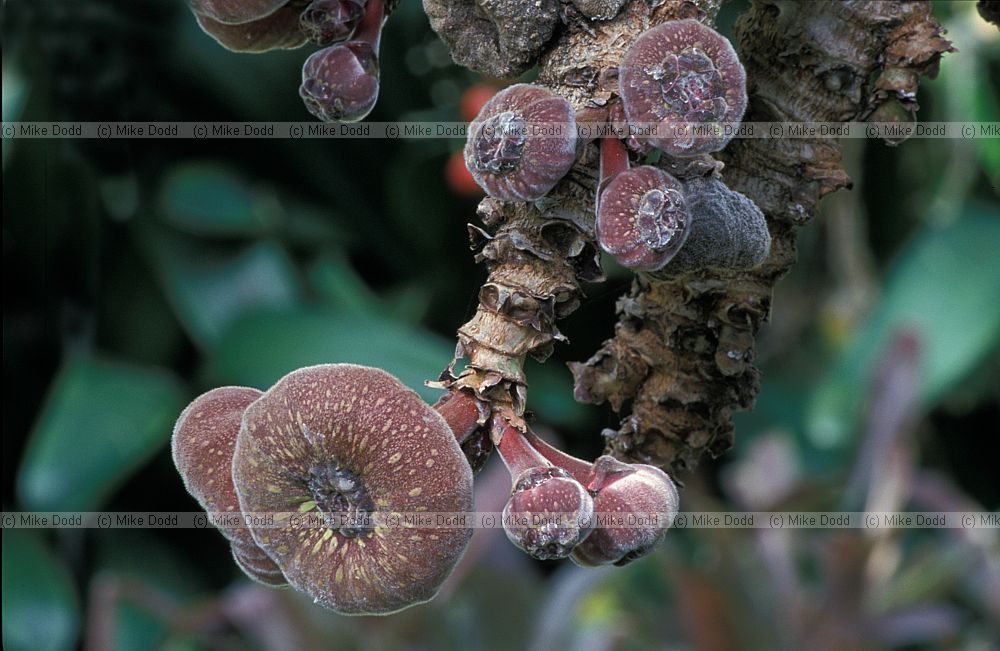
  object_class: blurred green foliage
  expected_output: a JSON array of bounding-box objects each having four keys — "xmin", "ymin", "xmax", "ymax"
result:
[{"xmin": 2, "ymin": 0, "xmax": 998, "ymax": 649}]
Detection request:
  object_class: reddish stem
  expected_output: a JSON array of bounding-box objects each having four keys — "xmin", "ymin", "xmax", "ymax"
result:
[
  {"xmin": 491, "ymin": 415, "xmax": 551, "ymax": 477},
  {"xmin": 353, "ymin": 0, "xmax": 384, "ymax": 50},
  {"xmin": 521, "ymin": 429, "xmax": 592, "ymax": 483},
  {"xmin": 432, "ymin": 390, "xmax": 484, "ymax": 445},
  {"xmin": 597, "ymin": 135, "xmax": 629, "ymax": 211}
]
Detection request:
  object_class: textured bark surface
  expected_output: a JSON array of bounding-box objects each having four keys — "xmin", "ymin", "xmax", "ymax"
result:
[
  {"xmin": 573, "ymin": 1, "xmax": 952, "ymax": 474},
  {"xmin": 434, "ymin": 0, "xmax": 951, "ymax": 474},
  {"xmin": 435, "ymin": 0, "xmax": 722, "ymax": 424}
]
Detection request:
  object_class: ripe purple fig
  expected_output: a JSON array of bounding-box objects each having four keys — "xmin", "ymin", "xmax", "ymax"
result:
[
  {"xmin": 493, "ymin": 417, "xmax": 594, "ymax": 560},
  {"xmin": 619, "ymin": 19, "xmax": 747, "ymax": 156},
  {"xmin": 190, "ymin": 0, "xmax": 290, "ymax": 24},
  {"xmin": 299, "ymin": 0, "xmax": 366, "ymax": 46},
  {"xmin": 232, "ymin": 364, "xmax": 474, "ymax": 615},
  {"xmin": 570, "ymin": 456, "xmax": 680, "ymax": 567},
  {"xmin": 172, "ymin": 387, "xmax": 287, "ymax": 586},
  {"xmin": 196, "ymin": 5, "xmax": 308, "ymax": 52},
  {"xmin": 596, "ymin": 165, "xmax": 690, "ymax": 271},
  {"xmin": 299, "ymin": 0, "xmax": 384, "ymax": 122},
  {"xmin": 464, "ymin": 84, "xmax": 578, "ymax": 202}
]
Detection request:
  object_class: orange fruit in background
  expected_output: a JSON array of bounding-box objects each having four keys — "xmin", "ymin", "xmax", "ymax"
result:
[
  {"xmin": 459, "ymin": 83, "xmax": 499, "ymax": 122},
  {"xmin": 445, "ymin": 150, "xmax": 484, "ymax": 197}
]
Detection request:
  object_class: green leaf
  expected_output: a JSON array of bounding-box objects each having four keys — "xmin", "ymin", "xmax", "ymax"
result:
[
  {"xmin": 143, "ymin": 233, "xmax": 303, "ymax": 350},
  {"xmin": 91, "ymin": 530, "xmax": 208, "ymax": 651},
  {"xmin": 17, "ymin": 356, "xmax": 186, "ymax": 511},
  {"xmin": 806, "ymin": 211, "xmax": 1000, "ymax": 448},
  {"xmin": 205, "ymin": 308, "xmax": 452, "ymax": 402},
  {"xmin": 159, "ymin": 163, "xmax": 272, "ymax": 237},
  {"xmin": 2, "ymin": 530, "xmax": 80, "ymax": 651}
]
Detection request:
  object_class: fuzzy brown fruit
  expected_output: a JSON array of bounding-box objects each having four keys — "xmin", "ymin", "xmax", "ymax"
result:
[
  {"xmin": 172, "ymin": 387, "xmax": 287, "ymax": 586},
  {"xmin": 232, "ymin": 364, "xmax": 474, "ymax": 615},
  {"xmin": 596, "ymin": 165, "xmax": 690, "ymax": 271},
  {"xmin": 619, "ymin": 19, "xmax": 747, "ymax": 156},
  {"xmin": 464, "ymin": 84, "xmax": 578, "ymax": 202},
  {"xmin": 196, "ymin": 4, "xmax": 308, "ymax": 52},
  {"xmin": 191, "ymin": 0, "xmax": 291, "ymax": 25},
  {"xmin": 570, "ymin": 456, "xmax": 679, "ymax": 567}
]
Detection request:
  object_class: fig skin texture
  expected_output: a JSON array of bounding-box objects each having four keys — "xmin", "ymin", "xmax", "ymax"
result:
[
  {"xmin": 196, "ymin": 4, "xmax": 308, "ymax": 52},
  {"xmin": 570, "ymin": 456, "xmax": 680, "ymax": 567},
  {"xmin": 619, "ymin": 19, "xmax": 747, "ymax": 156},
  {"xmin": 172, "ymin": 386, "xmax": 287, "ymax": 586},
  {"xmin": 597, "ymin": 165, "xmax": 690, "ymax": 271},
  {"xmin": 233, "ymin": 364, "xmax": 474, "ymax": 615},
  {"xmin": 464, "ymin": 84, "xmax": 578, "ymax": 202},
  {"xmin": 190, "ymin": 0, "xmax": 291, "ymax": 25}
]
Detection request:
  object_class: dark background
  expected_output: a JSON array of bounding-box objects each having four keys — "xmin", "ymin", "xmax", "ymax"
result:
[{"xmin": 3, "ymin": 1, "xmax": 999, "ymax": 649}]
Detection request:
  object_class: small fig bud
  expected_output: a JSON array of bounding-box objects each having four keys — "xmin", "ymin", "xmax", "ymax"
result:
[
  {"xmin": 299, "ymin": 0, "xmax": 385, "ymax": 122},
  {"xmin": 299, "ymin": 0, "xmax": 366, "ymax": 46},
  {"xmin": 300, "ymin": 42, "xmax": 380, "ymax": 122},
  {"xmin": 191, "ymin": 0, "xmax": 289, "ymax": 24},
  {"xmin": 596, "ymin": 165, "xmax": 690, "ymax": 271},
  {"xmin": 649, "ymin": 175, "xmax": 770, "ymax": 277},
  {"xmin": 172, "ymin": 387, "xmax": 287, "ymax": 586},
  {"xmin": 232, "ymin": 364, "xmax": 473, "ymax": 615},
  {"xmin": 493, "ymin": 417, "xmax": 594, "ymax": 560},
  {"xmin": 570, "ymin": 456, "xmax": 679, "ymax": 567},
  {"xmin": 502, "ymin": 466, "xmax": 595, "ymax": 560},
  {"xmin": 464, "ymin": 84, "xmax": 578, "ymax": 202},
  {"xmin": 619, "ymin": 19, "xmax": 747, "ymax": 156},
  {"xmin": 195, "ymin": 5, "xmax": 308, "ymax": 52}
]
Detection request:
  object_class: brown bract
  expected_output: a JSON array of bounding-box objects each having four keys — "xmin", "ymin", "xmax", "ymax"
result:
[
  {"xmin": 232, "ymin": 364, "xmax": 474, "ymax": 615},
  {"xmin": 191, "ymin": 0, "xmax": 291, "ymax": 24},
  {"xmin": 196, "ymin": 5, "xmax": 308, "ymax": 53},
  {"xmin": 172, "ymin": 387, "xmax": 287, "ymax": 586},
  {"xmin": 464, "ymin": 84, "xmax": 578, "ymax": 202},
  {"xmin": 596, "ymin": 165, "xmax": 690, "ymax": 271},
  {"xmin": 619, "ymin": 19, "xmax": 747, "ymax": 156}
]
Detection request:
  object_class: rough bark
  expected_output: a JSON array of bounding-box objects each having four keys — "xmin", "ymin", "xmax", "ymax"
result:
[
  {"xmin": 572, "ymin": 0, "xmax": 952, "ymax": 474},
  {"xmin": 433, "ymin": 0, "xmax": 951, "ymax": 474}
]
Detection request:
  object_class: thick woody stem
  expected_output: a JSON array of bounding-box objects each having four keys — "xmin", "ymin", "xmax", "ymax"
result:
[
  {"xmin": 438, "ymin": 0, "xmax": 723, "ymax": 418},
  {"xmin": 571, "ymin": 0, "xmax": 952, "ymax": 474}
]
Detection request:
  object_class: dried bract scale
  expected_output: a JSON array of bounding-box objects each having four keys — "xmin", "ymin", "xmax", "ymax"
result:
[
  {"xmin": 172, "ymin": 387, "xmax": 287, "ymax": 586},
  {"xmin": 464, "ymin": 84, "xmax": 577, "ymax": 201},
  {"xmin": 570, "ymin": 456, "xmax": 679, "ymax": 567},
  {"xmin": 299, "ymin": 0, "xmax": 366, "ymax": 46},
  {"xmin": 191, "ymin": 0, "xmax": 291, "ymax": 24},
  {"xmin": 502, "ymin": 466, "xmax": 595, "ymax": 560},
  {"xmin": 619, "ymin": 19, "xmax": 747, "ymax": 156},
  {"xmin": 650, "ymin": 175, "xmax": 770, "ymax": 277},
  {"xmin": 196, "ymin": 5, "xmax": 308, "ymax": 53},
  {"xmin": 596, "ymin": 166, "xmax": 690, "ymax": 271},
  {"xmin": 232, "ymin": 364, "xmax": 474, "ymax": 615},
  {"xmin": 300, "ymin": 42, "xmax": 379, "ymax": 122}
]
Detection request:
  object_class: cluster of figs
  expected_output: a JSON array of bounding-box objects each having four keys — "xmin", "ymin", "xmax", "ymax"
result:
[
  {"xmin": 190, "ymin": 0, "xmax": 389, "ymax": 121},
  {"xmin": 179, "ymin": 8, "xmax": 772, "ymax": 615}
]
